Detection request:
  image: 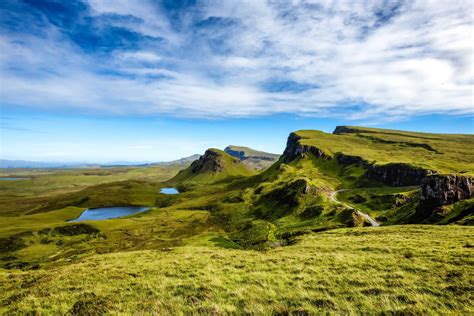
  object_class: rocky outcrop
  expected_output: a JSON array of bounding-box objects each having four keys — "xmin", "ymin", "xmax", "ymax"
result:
[
  {"xmin": 421, "ymin": 174, "xmax": 474, "ymax": 205},
  {"xmin": 190, "ymin": 149, "xmax": 239, "ymax": 174},
  {"xmin": 333, "ymin": 126, "xmax": 361, "ymax": 135},
  {"xmin": 335, "ymin": 153, "xmax": 369, "ymax": 167},
  {"xmin": 364, "ymin": 163, "xmax": 433, "ymax": 186},
  {"xmin": 282, "ymin": 133, "xmax": 331, "ymax": 163}
]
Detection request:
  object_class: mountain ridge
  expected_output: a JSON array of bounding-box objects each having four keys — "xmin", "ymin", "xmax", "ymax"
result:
[{"xmin": 224, "ymin": 145, "xmax": 280, "ymax": 170}]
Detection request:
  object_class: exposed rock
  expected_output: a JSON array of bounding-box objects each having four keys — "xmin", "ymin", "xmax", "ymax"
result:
[
  {"xmin": 189, "ymin": 149, "xmax": 239, "ymax": 174},
  {"xmin": 335, "ymin": 153, "xmax": 369, "ymax": 167},
  {"xmin": 282, "ymin": 133, "xmax": 331, "ymax": 163},
  {"xmin": 365, "ymin": 163, "xmax": 434, "ymax": 186},
  {"xmin": 421, "ymin": 174, "xmax": 474, "ymax": 205},
  {"xmin": 332, "ymin": 126, "xmax": 361, "ymax": 135}
]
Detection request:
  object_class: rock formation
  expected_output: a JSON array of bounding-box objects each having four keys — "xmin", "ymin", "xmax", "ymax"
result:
[
  {"xmin": 190, "ymin": 149, "xmax": 239, "ymax": 174},
  {"xmin": 421, "ymin": 174, "xmax": 474, "ymax": 205},
  {"xmin": 365, "ymin": 163, "xmax": 434, "ymax": 186},
  {"xmin": 282, "ymin": 133, "xmax": 331, "ymax": 163}
]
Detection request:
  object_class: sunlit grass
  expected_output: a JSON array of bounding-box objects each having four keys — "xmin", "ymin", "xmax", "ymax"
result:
[{"xmin": 1, "ymin": 225, "xmax": 472, "ymax": 314}]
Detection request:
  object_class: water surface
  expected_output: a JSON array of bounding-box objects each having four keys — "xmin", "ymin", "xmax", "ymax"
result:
[
  {"xmin": 0, "ymin": 177, "xmax": 28, "ymax": 180},
  {"xmin": 70, "ymin": 206, "xmax": 149, "ymax": 222},
  {"xmin": 160, "ymin": 187, "xmax": 179, "ymax": 194}
]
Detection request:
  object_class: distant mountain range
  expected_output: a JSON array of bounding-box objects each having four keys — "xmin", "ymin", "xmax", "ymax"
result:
[
  {"xmin": 0, "ymin": 154, "xmax": 201, "ymax": 169},
  {"xmin": 1, "ymin": 148, "xmax": 280, "ymax": 170}
]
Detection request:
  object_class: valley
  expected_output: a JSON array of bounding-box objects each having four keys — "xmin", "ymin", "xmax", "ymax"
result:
[{"xmin": 0, "ymin": 126, "xmax": 473, "ymax": 314}]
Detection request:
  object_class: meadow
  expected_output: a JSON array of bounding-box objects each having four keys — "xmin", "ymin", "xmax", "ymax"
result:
[{"xmin": 1, "ymin": 225, "xmax": 472, "ymax": 314}]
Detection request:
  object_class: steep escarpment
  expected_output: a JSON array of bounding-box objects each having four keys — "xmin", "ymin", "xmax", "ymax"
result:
[
  {"xmin": 281, "ymin": 131, "xmax": 434, "ymax": 187},
  {"xmin": 278, "ymin": 128, "xmax": 474, "ymax": 216},
  {"xmin": 365, "ymin": 163, "xmax": 434, "ymax": 186},
  {"xmin": 281, "ymin": 132, "xmax": 331, "ymax": 163},
  {"xmin": 421, "ymin": 174, "xmax": 474, "ymax": 206},
  {"xmin": 171, "ymin": 149, "xmax": 255, "ymax": 184}
]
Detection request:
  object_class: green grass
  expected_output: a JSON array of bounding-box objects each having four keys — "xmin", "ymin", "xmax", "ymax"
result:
[
  {"xmin": 295, "ymin": 126, "xmax": 474, "ymax": 175},
  {"xmin": 0, "ymin": 165, "xmax": 184, "ymax": 216},
  {"xmin": 1, "ymin": 225, "xmax": 472, "ymax": 314},
  {"xmin": 0, "ymin": 126, "xmax": 472, "ymax": 314},
  {"xmin": 171, "ymin": 148, "xmax": 256, "ymax": 184}
]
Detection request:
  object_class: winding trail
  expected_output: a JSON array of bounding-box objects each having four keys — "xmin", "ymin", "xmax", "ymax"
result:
[{"xmin": 330, "ymin": 189, "xmax": 380, "ymax": 227}]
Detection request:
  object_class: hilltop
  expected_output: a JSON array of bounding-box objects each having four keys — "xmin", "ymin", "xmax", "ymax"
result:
[
  {"xmin": 224, "ymin": 146, "xmax": 280, "ymax": 170},
  {"xmin": 170, "ymin": 148, "xmax": 256, "ymax": 184}
]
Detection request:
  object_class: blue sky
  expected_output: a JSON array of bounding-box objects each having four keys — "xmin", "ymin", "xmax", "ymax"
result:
[{"xmin": 0, "ymin": 0, "xmax": 473, "ymax": 162}]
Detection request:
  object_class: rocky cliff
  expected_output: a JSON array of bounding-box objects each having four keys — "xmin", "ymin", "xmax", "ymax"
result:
[
  {"xmin": 421, "ymin": 174, "xmax": 474, "ymax": 205},
  {"xmin": 332, "ymin": 126, "xmax": 362, "ymax": 135},
  {"xmin": 365, "ymin": 163, "xmax": 434, "ymax": 186},
  {"xmin": 281, "ymin": 133, "xmax": 331, "ymax": 163}
]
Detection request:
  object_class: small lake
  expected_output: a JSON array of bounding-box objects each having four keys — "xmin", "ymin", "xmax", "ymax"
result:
[
  {"xmin": 0, "ymin": 177, "xmax": 28, "ymax": 180},
  {"xmin": 69, "ymin": 206, "xmax": 149, "ymax": 222},
  {"xmin": 160, "ymin": 187, "xmax": 179, "ymax": 194}
]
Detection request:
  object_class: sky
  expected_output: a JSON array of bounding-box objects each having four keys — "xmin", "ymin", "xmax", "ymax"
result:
[{"xmin": 0, "ymin": 0, "xmax": 473, "ymax": 163}]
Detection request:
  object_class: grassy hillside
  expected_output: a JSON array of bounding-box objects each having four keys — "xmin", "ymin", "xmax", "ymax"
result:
[
  {"xmin": 295, "ymin": 126, "xmax": 474, "ymax": 175},
  {"xmin": 1, "ymin": 225, "xmax": 472, "ymax": 314},
  {"xmin": 171, "ymin": 149, "xmax": 256, "ymax": 185}
]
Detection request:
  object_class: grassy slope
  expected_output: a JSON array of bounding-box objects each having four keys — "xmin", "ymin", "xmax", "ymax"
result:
[
  {"xmin": 170, "ymin": 149, "xmax": 256, "ymax": 184},
  {"xmin": 296, "ymin": 127, "xmax": 474, "ymax": 174},
  {"xmin": 1, "ymin": 225, "xmax": 472, "ymax": 314}
]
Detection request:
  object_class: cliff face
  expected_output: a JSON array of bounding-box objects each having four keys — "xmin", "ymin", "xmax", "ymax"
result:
[
  {"xmin": 281, "ymin": 133, "xmax": 331, "ymax": 163},
  {"xmin": 281, "ymin": 130, "xmax": 473, "ymax": 208},
  {"xmin": 335, "ymin": 153, "xmax": 369, "ymax": 167},
  {"xmin": 421, "ymin": 174, "xmax": 474, "ymax": 205},
  {"xmin": 365, "ymin": 163, "xmax": 434, "ymax": 186},
  {"xmin": 332, "ymin": 126, "xmax": 361, "ymax": 135}
]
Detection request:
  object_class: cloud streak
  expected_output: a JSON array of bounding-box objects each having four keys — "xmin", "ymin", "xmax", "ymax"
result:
[{"xmin": 0, "ymin": 0, "xmax": 472, "ymax": 120}]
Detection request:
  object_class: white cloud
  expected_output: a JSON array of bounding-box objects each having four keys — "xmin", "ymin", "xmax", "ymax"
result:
[{"xmin": 0, "ymin": 0, "xmax": 472, "ymax": 121}]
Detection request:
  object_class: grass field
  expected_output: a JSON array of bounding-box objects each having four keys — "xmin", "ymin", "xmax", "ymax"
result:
[{"xmin": 1, "ymin": 225, "xmax": 472, "ymax": 314}]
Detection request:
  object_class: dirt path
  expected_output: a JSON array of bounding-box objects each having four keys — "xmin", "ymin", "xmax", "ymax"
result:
[{"xmin": 330, "ymin": 189, "xmax": 380, "ymax": 227}]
